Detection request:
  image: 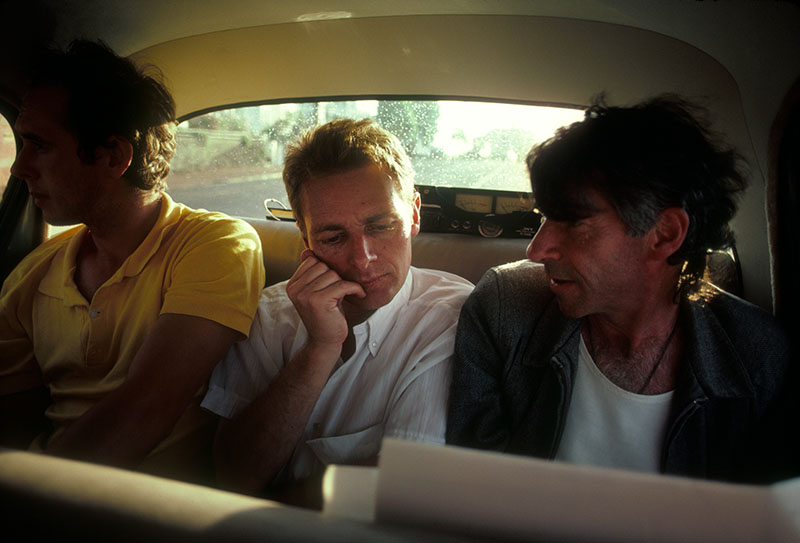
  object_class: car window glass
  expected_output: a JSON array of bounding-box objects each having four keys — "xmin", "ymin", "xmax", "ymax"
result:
[
  {"xmin": 168, "ymin": 100, "xmax": 584, "ymax": 218},
  {"xmin": 0, "ymin": 115, "xmax": 14, "ymax": 200}
]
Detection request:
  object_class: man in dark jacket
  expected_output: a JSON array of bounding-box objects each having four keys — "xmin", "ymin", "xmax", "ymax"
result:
[{"xmin": 447, "ymin": 95, "xmax": 797, "ymax": 484}]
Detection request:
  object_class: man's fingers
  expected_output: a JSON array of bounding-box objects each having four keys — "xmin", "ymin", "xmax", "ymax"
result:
[
  {"xmin": 329, "ymin": 279, "xmax": 366, "ymax": 300},
  {"xmin": 303, "ymin": 268, "xmax": 348, "ymax": 294},
  {"xmin": 287, "ymin": 254, "xmax": 329, "ymax": 289},
  {"xmin": 287, "ymin": 252, "xmax": 366, "ymax": 306},
  {"xmin": 297, "ymin": 275, "xmax": 365, "ymax": 305}
]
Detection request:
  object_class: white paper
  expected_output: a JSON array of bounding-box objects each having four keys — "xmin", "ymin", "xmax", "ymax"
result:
[
  {"xmin": 322, "ymin": 465, "xmax": 379, "ymax": 522},
  {"xmin": 765, "ymin": 477, "xmax": 800, "ymax": 540},
  {"xmin": 374, "ymin": 439, "xmax": 798, "ymax": 542}
]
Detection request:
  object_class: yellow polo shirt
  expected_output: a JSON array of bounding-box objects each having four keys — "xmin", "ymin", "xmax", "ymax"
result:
[{"xmin": 0, "ymin": 193, "xmax": 264, "ymax": 457}]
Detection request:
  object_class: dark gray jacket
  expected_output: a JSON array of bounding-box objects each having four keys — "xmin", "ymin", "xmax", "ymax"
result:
[{"xmin": 446, "ymin": 260, "xmax": 798, "ymax": 484}]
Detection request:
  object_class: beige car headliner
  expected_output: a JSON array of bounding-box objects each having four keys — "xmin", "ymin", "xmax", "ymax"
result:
[{"xmin": 1, "ymin": 0, "xmax": 798, "ymax": 310}]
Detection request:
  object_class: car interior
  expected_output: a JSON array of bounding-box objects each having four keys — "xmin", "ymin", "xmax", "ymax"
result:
[{"xmin": 0, "ymin": 1, "xmax": 798, "ymax": 540}]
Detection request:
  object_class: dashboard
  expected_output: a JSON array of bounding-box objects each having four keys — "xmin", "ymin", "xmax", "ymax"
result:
[
  {"xmin": 417, "ymin": 185, "xmax": 541, "ymax": 238},
  {"xmin": 264, "ymin": 185, "xmax": 542, "ymax": 239}
]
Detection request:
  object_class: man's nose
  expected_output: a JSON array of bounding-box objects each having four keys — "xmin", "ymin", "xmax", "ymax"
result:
[
  {"xmin": 10, "ymin": 146, "xmax": 31, "ymax": 180},
  {"xmin": 350, "ymin": 235, "xmax": 378, "ymax": 269},
  {"xmin": 526, "ymin": 218, "xmax": 561, "ymax": 263}
]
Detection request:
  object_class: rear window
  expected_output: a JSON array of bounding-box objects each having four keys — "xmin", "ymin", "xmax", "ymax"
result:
[{"xmin": 167, "ymin": 99, "xmax": 584, "ymax": 218}]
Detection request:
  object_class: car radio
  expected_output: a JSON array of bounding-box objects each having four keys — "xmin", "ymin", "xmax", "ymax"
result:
[{"xmin": 417, "ymin": 185, "xmax": 541, "ymax": 238}]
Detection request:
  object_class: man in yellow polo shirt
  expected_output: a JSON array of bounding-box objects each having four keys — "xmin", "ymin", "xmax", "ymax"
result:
[{"xmin": 0, "ymin": 40, "xmax": 264, "ymax": 482}]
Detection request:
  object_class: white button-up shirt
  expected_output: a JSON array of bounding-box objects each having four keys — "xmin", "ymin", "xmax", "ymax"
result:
[{"xmin": 202, "ymin": 266, "xmax": 473, "ymax": 483}]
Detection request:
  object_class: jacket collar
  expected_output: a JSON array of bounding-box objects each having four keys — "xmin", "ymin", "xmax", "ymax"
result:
[
  {"xmin": 676, "ymin": 290, "xmax": 755, "ymax": 401},
  {"xmin": 524, "ymin": 284, "xmax": 755, "ymax": 401},
  {"xmin": 522, "ymin": 293, "xmax": 581, "ymax": 368}
]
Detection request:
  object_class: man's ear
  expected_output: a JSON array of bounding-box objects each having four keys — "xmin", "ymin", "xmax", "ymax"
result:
[
  {"xmin": 410, "ymin": 190, "xmax": 421, "ymax": 237},
  {"xmin": 101, "ymin": 136, "xmax": 134, "ymax": 179},
  {"xmin": 650, "ymin": 207, "xmax": 689, "ymax": 259}
]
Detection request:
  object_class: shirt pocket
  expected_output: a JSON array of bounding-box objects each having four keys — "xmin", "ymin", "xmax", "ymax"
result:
[{"xmin": 306, "ymin": 422, "xmax": 384, "ymax": 465}]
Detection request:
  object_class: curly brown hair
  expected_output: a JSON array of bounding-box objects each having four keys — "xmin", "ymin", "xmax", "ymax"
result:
[{"xmin": 30, "ymin": 40, "xmax": 176, "ymax": 192}]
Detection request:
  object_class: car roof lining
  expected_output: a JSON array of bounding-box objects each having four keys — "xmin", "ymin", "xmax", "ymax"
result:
[{"xmin": 1, "ymin": 2, "xmax": 795, "ymax": 310}]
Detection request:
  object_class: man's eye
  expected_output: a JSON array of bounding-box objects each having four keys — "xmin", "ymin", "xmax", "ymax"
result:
[
  {"xmin": 318, "ymin": 234, "xmax": 343, "ymax": 245},
  {"xmin": 368, "ymin": 223, "xmax": 395, "ymax": 234},
  {"xmin": 24, "ymin": 140, "xmax": 45, "ymax": 152},
  {"xmin": 567, "ymin": 215, "xmax": 591, "ymax": 228}
]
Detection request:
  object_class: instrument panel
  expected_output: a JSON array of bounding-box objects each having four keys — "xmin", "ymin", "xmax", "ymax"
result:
[
  {"xmin": 418, "ymin": 185, "xmax": 541, "ymax": 238},
  {"xmin": 265, "ymin": 186, "xmax": 542, "ymax": 239}
]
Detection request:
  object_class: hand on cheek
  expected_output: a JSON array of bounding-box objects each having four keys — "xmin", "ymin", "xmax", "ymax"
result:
[{"xmin": 287, "ymin": 248, "xmax": 366, "ymax": 352}]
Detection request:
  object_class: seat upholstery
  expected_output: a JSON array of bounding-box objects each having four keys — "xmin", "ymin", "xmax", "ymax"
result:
[
  {"xmin": 245, "ymin": 219, "xmax": 740, "ymax": 295},
  {"xmin": 245, "ymin": 218, "xmax": 530, "ymax": 287}
]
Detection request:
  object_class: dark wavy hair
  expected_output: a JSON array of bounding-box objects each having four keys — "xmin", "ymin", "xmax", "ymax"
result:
[
  {"xmin": 526, "ymin": 95, "xmax": 747, "ymax": 293},
  {"xmin": 30, "ymin": 40, "xmax": 176, "ymax": 191}
]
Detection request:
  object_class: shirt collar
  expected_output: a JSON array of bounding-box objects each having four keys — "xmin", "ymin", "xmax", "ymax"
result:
[
  {"xmin": 38, "ymin": 225, "xmax": 88, "ymax": 306},
  {"xmin": 352, "ymin": 268, "xmax": 413, "ymax": 357},
  {"xmin": 37, "ymin": 192, "xmax": 182, "ymax": 304},
  {"xmin": 119, "ymin": 192, "xmax": 180, "ymax": 278}
]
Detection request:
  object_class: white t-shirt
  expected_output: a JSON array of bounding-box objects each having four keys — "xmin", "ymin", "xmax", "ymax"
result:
[
  {"xmin": 555, "ymin": 337, "xmax": 674, "ymax": 473},
  {"xmin": 202, "ymin": 266, "xmax": 473, "ymax": 483}
]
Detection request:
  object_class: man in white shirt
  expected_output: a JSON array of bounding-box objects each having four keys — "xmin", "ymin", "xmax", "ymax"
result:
[{"xmin": 203, "ymin": 118, "xmax": 473, "ymax": 496}]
